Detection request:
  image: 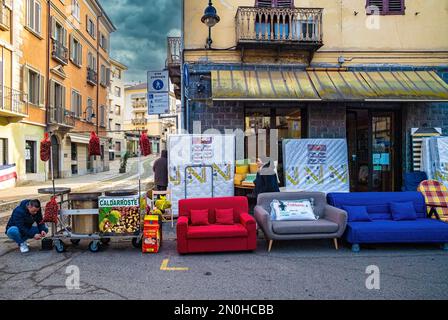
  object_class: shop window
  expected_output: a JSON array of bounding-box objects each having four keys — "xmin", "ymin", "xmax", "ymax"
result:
[
  {"xmin": 366, "ymin": 0, "xmax": 405, "ymax": 15},
  {"xmin": 25, "ymin": 140, "xmax": 36, "ymax": 174}
]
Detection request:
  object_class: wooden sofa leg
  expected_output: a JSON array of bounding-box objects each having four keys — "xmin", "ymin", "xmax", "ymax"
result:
[
  {"xmin": 333, "ymin": 238, "xmax": 339, "ymax": 250},
  {"xmin": 268, "ymin": 240, "xmax": 273, "ymax": 253}
]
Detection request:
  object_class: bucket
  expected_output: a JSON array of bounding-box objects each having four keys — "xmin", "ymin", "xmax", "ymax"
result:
[{"xmin": 69, "ymin": 193, "xmax": 102, "ymax": 235}]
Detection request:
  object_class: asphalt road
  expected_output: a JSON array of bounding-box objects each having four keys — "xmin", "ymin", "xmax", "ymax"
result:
[{"xmin": 1, "ymin": 225, "xmax": 448, "ymax": 300}]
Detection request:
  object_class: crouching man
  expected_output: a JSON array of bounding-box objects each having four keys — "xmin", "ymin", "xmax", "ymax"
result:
[{"xmin": 5, "ymin": 199, "xmax": 48, "ymax": 253}]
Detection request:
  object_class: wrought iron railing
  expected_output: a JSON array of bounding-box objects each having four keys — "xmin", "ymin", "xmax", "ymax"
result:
[
  {"xmin": 51, "ymin": 39, "xmax": 69, "ymax": 64},
  {"xmin": 48, "ymin": 107, "xmax": 75, "ymax": 127},
  {"xmin": 132, "ymin": 118, "xmax": 148, "ymax": 125},
  {"xmin": 167, "ymin": 37, "xmax": 182, "ymax": 65},
  {"xmin": 236, "ymin": 7, "xmax": 323, "ymax": 44},
  {"xmin": 87, "ymin": 67, "xmax": 98, "ymax": 85},
  {"xmin": 0, "ymin": 86, "xmax": 28, "ymax": 115}
]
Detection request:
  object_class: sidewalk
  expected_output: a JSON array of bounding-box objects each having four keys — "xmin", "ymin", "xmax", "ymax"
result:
[{"xmin": 0, "ymin": 155, "xmax": 156, "ymax": 214}]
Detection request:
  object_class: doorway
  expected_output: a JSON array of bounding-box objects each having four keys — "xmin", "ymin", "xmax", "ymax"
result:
[
  {"xmin": 51, "ymin": 135, "xmax": 60, "ymax": 179},
  {"xmin": 347, "ymin": 109, "xmax": 401, "ymax": 192}
]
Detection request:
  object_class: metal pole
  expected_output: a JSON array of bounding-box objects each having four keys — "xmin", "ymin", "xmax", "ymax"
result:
[{"xmin": 50, "ymin": 133, "xmax": 56, "ymax": 196}]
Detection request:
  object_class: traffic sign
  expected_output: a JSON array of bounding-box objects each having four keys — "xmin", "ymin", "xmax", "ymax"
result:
[
  {"xmin": 147, "ymin": 70, "xmax": 169, "ymax": 93},
  {"xmin": 148, "ymin": 93, "xmax": 169, "ymax": 115}
]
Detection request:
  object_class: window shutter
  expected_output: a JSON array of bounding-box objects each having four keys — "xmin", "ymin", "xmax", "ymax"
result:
[
  {"xmin": 78, "ymin": 94, "xmax": 82, "ymax": 117},
  {"xmin": 61, "ymin": 86, "xmax": 66, "ymax": 110},
  {"xmin": 71, "ymin": 91, "xmax": 75, "ymax": 114},
  {"xmin": 39, "ymin": 74, "xmax": 45, "ymax": 106},
  {"xmin": 106, "ymin": 68, "xmax": 111, "ymax": 86},
  {"xmin": 388, "ymin": 0, "xmax": 404, "ymax": 14},
  {"xmin": 49, "ymin": 80, "xmax": 55, "ymax": 110},
  {"xmin": 69, "ymin": 34, "xmax": 74, "ymax": 61},
  {"xmin": 50, "ymin": 16, "xmax": 56, "ymax": 40},
  {"xmin": 63, "ymin": 28, "xmax": 67, "ymax": 48},
  {"xmin": 256, "ymin": 0, "xmax": 293, "ymax": 7},
  {"xmin": 21, "ymin": 65, "xmax": 29, "ymax": 102},
  {"xmin": 35, "ymin": 1, "xmax": 41, "ymax": 34},
  {"xmin": 78, "ymin": 43, "xmax": 83, "ymax": 66}
]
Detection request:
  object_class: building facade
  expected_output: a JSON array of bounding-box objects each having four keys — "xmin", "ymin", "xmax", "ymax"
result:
[
  {"xmin": 171, "ymin": 0, "xmax": 448, "ymax": 192},
  {"xmin": 108, "ymin": 59, "xmax": 127, "ymax": 159}
]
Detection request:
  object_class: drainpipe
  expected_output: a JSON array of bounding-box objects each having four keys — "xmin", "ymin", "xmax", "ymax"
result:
[
  {"xmin": 96, "ymin": 13, "xmax": 102, "ymax": 136},
  {"xmin": 45, "ymin": 0, "xmax": 51, "ymax": 130}
]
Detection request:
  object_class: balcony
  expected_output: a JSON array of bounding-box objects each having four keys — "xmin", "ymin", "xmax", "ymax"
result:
[
  {"xmin": 0, "ymin": 86, "xmax": 28, "ymax": 120},
  {"xmin": 51, "ymin": 40, "xmax": 69, "ymax": 65},
  {"xmin": 132, "ymin": 102, "xmax": 147, "ymax": 110},
  {"xmin": 0, "ymin": 4, "xmax": 11, "ymax": 31},
  {"xmin": 132, "ymin": 118, "xmax": 148, "ymax": 126},
  {"xmin": 236, "ymin": 7, "xmax": 323, "ymax": 51},
  {"xmin": 48, "ymin": 107, "xmax": 75, "ymax": 129},
  {"xmin": 87, "ymin": 67, "xmax": 98, "ymax": 86},
  {"xmin": 167, "ymin": 37, "xmax": 181, "ymax": 99}
]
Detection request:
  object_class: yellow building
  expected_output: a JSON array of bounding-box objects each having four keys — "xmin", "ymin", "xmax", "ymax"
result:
[
  {"xmin": 170, "ymin": 0, "xmax": 448, "ymax": 192},
  {"xmin": 124, "ymin": 83, "xmax": 163, "ymax": 155}
]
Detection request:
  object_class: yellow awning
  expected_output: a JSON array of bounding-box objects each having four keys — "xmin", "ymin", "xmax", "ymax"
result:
[
  {"xmin": 211, "ymin": 70, "xmax": 320, "ymax": 101},
  {"xmin": 211, "ymin": 70, "xmax": 448, "ymax": 102}
]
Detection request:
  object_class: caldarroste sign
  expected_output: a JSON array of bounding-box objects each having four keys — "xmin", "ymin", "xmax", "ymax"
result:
[{"xmin": 147, "ymin": 70, "xmax": 170, "ymax": 115}]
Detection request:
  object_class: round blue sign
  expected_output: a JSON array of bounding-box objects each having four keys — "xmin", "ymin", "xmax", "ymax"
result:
[{"xmin": 152, "ymin": 80, "xmax": 164, "ymax": 91}]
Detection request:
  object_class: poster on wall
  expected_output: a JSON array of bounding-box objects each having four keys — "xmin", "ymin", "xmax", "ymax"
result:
[{"xmin": 283, "ymin": 139, "xmax": 350, "ymax": 193}]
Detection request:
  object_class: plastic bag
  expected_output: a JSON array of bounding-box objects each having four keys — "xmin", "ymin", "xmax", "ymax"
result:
[
  {"xmin": 43, "ymin": 197, "xmax": 59, "ymax": 224},
  {"xmin": 40, "ymin": 133, "xmax": 51, "ymax": 162}
]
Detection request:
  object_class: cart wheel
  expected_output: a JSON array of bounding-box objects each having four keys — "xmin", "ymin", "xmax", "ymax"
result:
[
  {"xmin": 132, "ymin": 237, "xmax": 142, "ymax": 249},
  {"xmin": 54, "ymin": 240, "xmax": 66, "ymax": 253},
  {"xmin": 88, "ymin": 241, "xmax": 101, "ymax": 253},
  {"xmin": 70, "ymin": 239, "xmax": 81, "ymax": 246},
  {"xmin": 100, "ymin": 238, "xmax": 111, "ymax": 245}
]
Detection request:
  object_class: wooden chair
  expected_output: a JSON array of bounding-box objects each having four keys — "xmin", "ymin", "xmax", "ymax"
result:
[
  {"xmin": 417, "ymin": 180, "xmax": 448, "ymax": 222},
  {"xmin": 152, "ymin": 190, "xmax": 174, "ymax": 228}
]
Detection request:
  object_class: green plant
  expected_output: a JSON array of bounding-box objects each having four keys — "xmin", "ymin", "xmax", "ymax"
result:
[{"xmin": 120, "ymin": 152, "xmax": 130, "ymax": 172}]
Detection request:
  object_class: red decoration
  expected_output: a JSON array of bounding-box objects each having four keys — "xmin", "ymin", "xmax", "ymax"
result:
[
  {"xmin": 43, "ymin": 197, "xmax": 59, "ymax": 224},
  {"xmin": 140, "ymin": 132, "xmax": 151, "ymax": 156},
  {"xmin": 88, "ymin": 131, "xmax": 101, "ymax": 157},
  {"xmin": 40, "ymin": 133, "xmax": 51, "ymax": 162}
]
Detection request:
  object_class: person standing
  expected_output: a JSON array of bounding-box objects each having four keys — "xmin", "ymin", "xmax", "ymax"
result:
[
  {"xmin": 253, "ymin": 156, "xmax": 280, "ymax": 199},
  {"xmin": 5, "ymin": 199, "xmax": 48, "ymax": 253},
  {"xmin": 153, "ymin": 150, "xmax": 168, "ymax": 191}
]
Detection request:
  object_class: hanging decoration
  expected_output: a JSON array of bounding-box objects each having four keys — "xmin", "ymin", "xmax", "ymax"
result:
[
  {"xmin": 140, "ymin": 131, "xmax": 151, "ymax": 156},
  {"xmin": 88, "ymin": 131, "xmax": 101, "ymax": 157},
  {"xmin": 40, "ymin": 133, "xmax": 52, "ymax": 162},
  {"xmin": 43, "ymin": 197, "xmax": 59, "ymax": 224}
]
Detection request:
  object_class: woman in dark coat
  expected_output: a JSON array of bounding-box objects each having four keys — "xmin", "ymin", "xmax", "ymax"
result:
[{"xmin": 253, "ymin": 156, "xmax": 280, "ymax": 199}]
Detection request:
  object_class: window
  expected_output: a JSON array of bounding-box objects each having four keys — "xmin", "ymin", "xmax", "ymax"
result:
[
  {"xmin": 115, "ymin": 105, "xmax": 121, "ymax": 116},
  {"xmin": 71, "ymin": 143, "xmax": 77, "ymax": 161},
  {"xmin": 100, "ymin": 105, "xmax": 106, "ymax": 127},
  {"xmin": 115, "ymin": 123, "xmax": 121, "ymax": 132},
  {"xmin": 86, "ymin": 16, "xmax": 96, "ymax": 38},
  {"xmin": 23, "ymin": 66, "xmax": 45, "ymax": 106},
  {"xmin": 115, "ymin": 141, "xmax": 121, "ymax": 152},
  {"xmin": 256, "ymin": 0, "xmax": 293, "ymax": 7},
  {"xmin": 0, "ymin": 138, "xmax": 8, "ymax": 165},
  {"xmin": 70, "ymin": 35, "xmax": 82, "ymax": 66},
  {"xmin": 25, "ymin": 140, "xmax": 36, "ymax": 174},
  {"xmin": 49, "ymin": 80, "xmax": 66, "ymax": 123},
  {"xmin": 86, "ymin": 98, "xmax": 94, "ymax": 122},
  {"xmin": 51, "ymin": 17, "xmax": 67, "ymax": 46},
  {"xmin": 366, "ymin": 0, "xmax": 405, "ymax": 15},
  {"xmin": 71, "ymin": 90, "xmax": 82, "ymax": 118},
  {"xmin": 87, "ymin": 52, "xmax": 97, "ymax": 71},
  {"xmin": 116, "ymin": 69, "xmax": 121, "ymax": 79},
  {"xmin": 100, "ymin": 65, "xmax": 110, "ymax": 87},
  {"xmin": 100, "ymin": 33, "xmax": 108, "ymax": 51},
  {"xmin": 27, "ymin": 0, "xmax": 42, "ymax": 35},
  {"xmin": 108, "ymin": 118, "xmax": 112, "ymax": 130},
  {"xmin": 71, "ymin": 0, "xmax": 80, "ymax": 21},
  {"xmin": 115, "ymin": 86, "xmax": 121, "ymax": 97}
]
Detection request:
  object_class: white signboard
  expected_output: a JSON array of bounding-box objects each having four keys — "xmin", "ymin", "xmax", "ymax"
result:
[
  {"xmin": 147, "ymin": 70, "xmax": 169, "ymax": 93},
  {"xmin": 283, "ymin": 139, "xmax": 350, "ymax": 193},
  {"xmin": 148, "ymin": 93, "xmax": 169, "ymax": 115}
]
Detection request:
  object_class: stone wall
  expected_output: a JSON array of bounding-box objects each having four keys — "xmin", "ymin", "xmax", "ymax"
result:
[{"xmin": 307, "ymin": 104, "xmax": 347, "ymax": 138}]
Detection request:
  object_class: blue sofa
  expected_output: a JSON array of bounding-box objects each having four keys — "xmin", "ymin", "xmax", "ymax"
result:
[{"xmin": 327, "ymin": 192, "xmax": 448, "ymax": 252}]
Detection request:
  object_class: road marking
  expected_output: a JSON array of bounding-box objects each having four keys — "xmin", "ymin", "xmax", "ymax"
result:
[{"xmin": 160, "ymin": 259, "xmax": 189, "ymax": 271}]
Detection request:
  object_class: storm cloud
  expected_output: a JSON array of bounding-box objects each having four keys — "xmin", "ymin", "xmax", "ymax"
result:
[{"xmin": 102, "ymin": 0, "xmax": 181, "ymax": 83}]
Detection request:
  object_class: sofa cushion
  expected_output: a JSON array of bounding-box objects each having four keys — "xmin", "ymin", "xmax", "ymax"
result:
[
  {"xmin": 390, "ymin": 202, "xmax": 417, "ymax": 221},
  {"xmin": 271, "ymin": 199, "xmax": 318, "ymax": 221},
  {"xmin": 345, "ymin": 219, "xmax": 448, "ymax": 244},
  {"xmin": 272, "ymin": 219, "xmax": 339, "ymax": 235},
  {"xmin": 215, "ymin": 208, "xmax": 234, "ymax": 225},
  {"xmin": 190, "ymin": 209, "xmax": 210, "ymax": 226},
  {"xmin": 343, "ymin": 205, "xmax": 372, "ymax": 222},
  {"xmin": 187, "ymin": 224, "xmax": 248, "ymax": 239}
]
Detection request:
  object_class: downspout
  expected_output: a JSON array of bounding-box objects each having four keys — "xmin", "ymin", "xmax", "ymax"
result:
[
  {"xmin": 45, "ymin": 0, "xmax": 51, "ymax": 130},
  {"xmin": 96, "ymin": 13, "xmax": 102, "ymax": 136}
]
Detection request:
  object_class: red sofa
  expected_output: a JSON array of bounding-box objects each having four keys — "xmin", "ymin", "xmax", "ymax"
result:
[{"xmin": 177, "ymin": 196, "xmax": 257, "ymax": 254}]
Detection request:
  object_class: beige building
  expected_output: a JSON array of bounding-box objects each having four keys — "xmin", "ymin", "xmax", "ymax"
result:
[{"xmin": 107, "ymin": 59, "xmax": 127, "ymax": 159}]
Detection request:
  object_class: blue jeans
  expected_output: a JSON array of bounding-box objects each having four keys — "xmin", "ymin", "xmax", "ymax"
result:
[{"xmin": 6, "ymin": 226, "xmax": 49, "ymax": 245}]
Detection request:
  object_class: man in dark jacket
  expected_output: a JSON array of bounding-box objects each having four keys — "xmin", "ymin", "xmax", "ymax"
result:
[
  {"xmin": 5, "ymin": 199, "xmax": 48, "ymax": 253},
  {"xmin": 153, "ymin": 150, "xmax": 168, "ymax": 191},
  {"xmin": 254, "ymin": 157, "xmax": 280, "ymax": 199}
]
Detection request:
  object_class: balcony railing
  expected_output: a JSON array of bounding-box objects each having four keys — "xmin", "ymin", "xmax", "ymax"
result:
[
  {"xmin": 48, "ymin": 107, "xmax": 75, "ymax": 127},
  {"xmin": 0, "ymin": 4, "xmax": 11, "ymax": 31},
  {"xmin": 236, "ymin": 7, "xmax": 323, "ymax": 47},
  {"xmin": 132, "ymin": 102, "xmax": 147, "ymax": 109},
  {"xmin": 167, "ymin": 37, "xmax": 182, "ymax": 65},
  {"xmin": 51, "ymin": 39, "xmax": 69, "ymax": 64},
  {"xmin": 0, "ymin": 86, "xmax": 28, "ymax": 116},
  {"xmin": 87, "ymin": 67, "xmax": 98, "ymax": 86},
  {"xmin": 132, "ymin": 118, "xmax": 148, "ymax": 126}
]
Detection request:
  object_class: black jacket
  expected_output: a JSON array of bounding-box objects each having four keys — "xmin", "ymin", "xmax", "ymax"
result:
[
  {"xmin": 254, "ymin": 164, "xmax": 280, "ymax": 198},
  {"xmin": 153, "ymin": 150, "xmax": 168, "ymax": 187},
  {"xmin": 5, "ymin": 200, "xmax": 45, "ymax": 237}
]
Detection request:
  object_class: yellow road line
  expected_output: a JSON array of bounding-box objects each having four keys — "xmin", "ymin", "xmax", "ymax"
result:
[{"xmin": 160, "ymin": 259, "xmax": 189, "ymax": 271}]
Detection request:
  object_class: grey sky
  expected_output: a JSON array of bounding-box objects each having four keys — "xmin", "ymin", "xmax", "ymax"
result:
[{"xmin": 101, "ymin": 0, "xmax": 181, "ymax": 83}]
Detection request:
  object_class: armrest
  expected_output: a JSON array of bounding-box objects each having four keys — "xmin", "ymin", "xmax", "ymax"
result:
[
  {"xmin": 177, "ymin": 216, "xmax": 189, "ymax": 228},
  {"xmin": 240, "ymin": 213, "xmax": 256, "ymax": 229},
  {"xmin": 176, "ymin": 216, "xmax": 189, "ymax": 253},
  {"xmin": 254, "ymin": 205, "xmax": 274, "ymax": 238},
  {"xmin": 324, "ymin": 205, "xmax": 348, "ymax": 237}
]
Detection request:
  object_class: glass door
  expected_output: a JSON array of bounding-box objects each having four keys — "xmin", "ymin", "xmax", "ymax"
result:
[{"xmin": 371, "ymin": 112, "xmax": 394, "ymax": 192}]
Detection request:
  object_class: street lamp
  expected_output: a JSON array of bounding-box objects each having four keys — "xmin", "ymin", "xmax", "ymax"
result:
[{"xmin": 201, "ymin": 0, "xmax": 220, "ymax": 49}]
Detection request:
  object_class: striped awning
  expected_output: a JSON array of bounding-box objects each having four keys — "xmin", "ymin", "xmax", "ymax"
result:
[{"xmin": 211, "ymin": 70, "xmax": 448, "ymax": 102}]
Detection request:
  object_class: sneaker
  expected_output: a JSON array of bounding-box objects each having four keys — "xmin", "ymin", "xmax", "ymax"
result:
[{"xmin": 19, "ymin": 242, "xmax": 29, "ymax": 253}]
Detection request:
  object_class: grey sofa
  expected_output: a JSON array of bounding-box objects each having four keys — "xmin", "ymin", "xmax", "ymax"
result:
[{"xmin": 254, "ymin": 192, "xmax": 347, "ymax": 252}]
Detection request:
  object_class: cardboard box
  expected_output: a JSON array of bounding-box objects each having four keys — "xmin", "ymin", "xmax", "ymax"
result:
[{"xmin": 142, "ymin": 215, "xmax": 161, "ymax": 253}]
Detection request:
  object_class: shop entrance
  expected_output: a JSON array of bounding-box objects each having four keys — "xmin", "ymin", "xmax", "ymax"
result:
[
  {"xmin": 347, "ymin": 109, "xmax": 401, "ymax": 192},
  {"xmin": 244, "ymin": 107, "xmax": 305, "ymax": 186}
]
